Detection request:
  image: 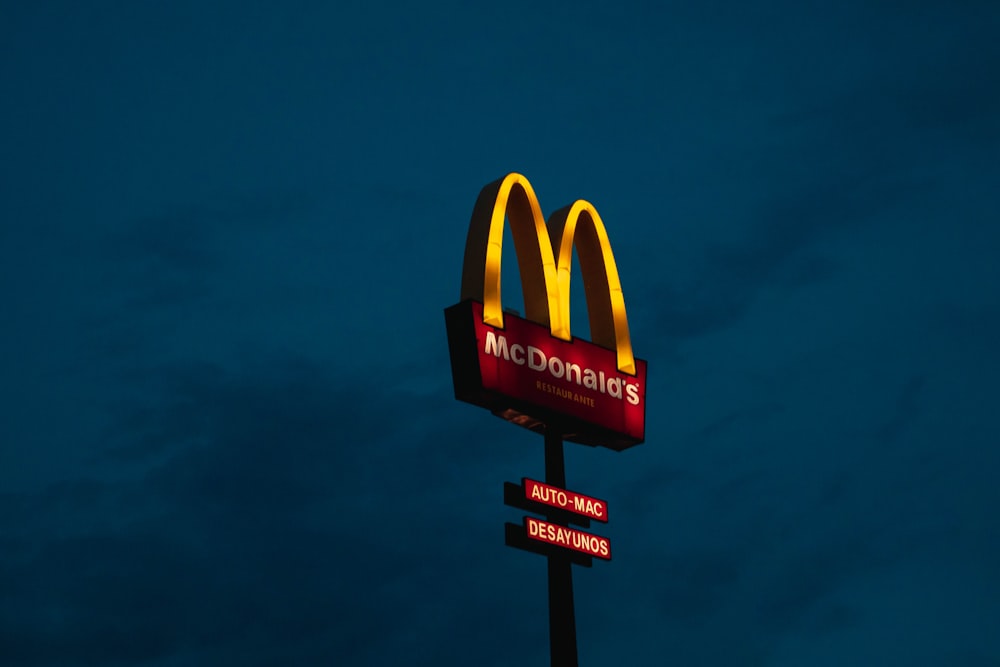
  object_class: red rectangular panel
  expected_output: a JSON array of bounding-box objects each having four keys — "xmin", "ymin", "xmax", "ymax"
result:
[
  {"xmin": 523, "ymin": 478, "xmax": 609, "ymax": 522},
  {"xmin": 524, "ymin": 516, "xmax": 611, "ymax": 560},
  {"xmin": 445, "ymin": 300, "xmax": 647, "ymax": 450}
]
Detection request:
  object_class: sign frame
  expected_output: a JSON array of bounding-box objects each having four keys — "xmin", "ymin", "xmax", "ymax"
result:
[{"xmin": 446, "ymin": 172, "xmax": 647, "ymax": 451}]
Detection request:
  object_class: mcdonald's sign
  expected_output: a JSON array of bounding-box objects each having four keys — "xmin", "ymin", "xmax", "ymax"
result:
[{"xmin": 445, "ymin": 173, "xmax": 647, "ymax": 450}]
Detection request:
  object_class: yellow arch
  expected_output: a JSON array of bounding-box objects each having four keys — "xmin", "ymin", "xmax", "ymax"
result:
[
  {"xmin": 460, "ymin": 173, "xmax": 564, "ymax": 334},
  {"xmin": 548, "ymin": 201, "xmax": 636, "ymax": 375},
  {"xmin": 460, "ymin": 173, "xmax": 634, "ymax": 375}
]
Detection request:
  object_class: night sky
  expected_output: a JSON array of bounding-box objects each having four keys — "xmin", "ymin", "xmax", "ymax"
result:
[{"xmin": 2, "ymin": 1, "xmax": 999, "ymax": 665}]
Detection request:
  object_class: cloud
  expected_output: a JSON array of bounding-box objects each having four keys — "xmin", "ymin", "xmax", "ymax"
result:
[
  {"xmin": 872, "ymin": 375, "xmax": 926, "ymax": 443},
  {"xmin": 0, "ymin": 352, "xmax": 551, "ymax": 666},
  {"xmin": 643, "ymin": 216, "xmax": 844, "ymax": 343}
]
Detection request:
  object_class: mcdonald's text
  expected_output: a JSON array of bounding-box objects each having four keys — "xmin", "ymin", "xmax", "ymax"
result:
[
  {"xmin": 485, "ymin": 331, "xmax": 640, "ymax": 405},
  {"xmin": 446, "ymin": 300, "xmax": 647, "ymax": 450}
]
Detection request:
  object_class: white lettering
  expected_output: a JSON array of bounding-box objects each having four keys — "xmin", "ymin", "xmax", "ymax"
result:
[
  {"xmin": 526, "ymin": 518, "xmax": 610, "ymax": 558},
  {"xmin": 572, "ymin": 497, "xmax": 606, "ymax": 518},
  {"xmin": 510, "ymin": 343, "xmax": 525, "ymax": 365},
  {"xmin": 528, "ymin": 346, "xmax": 546, "ymax": 371},
  {"xmin": 483, "ymin": 331, "xmax": 642, "ymax": 406},
  {"xmin": 565, "ymin": 362, "xmax": 582, "ymax": 385},
  {"xmin": 606, "ymin": 377, "xmax": 622, "ymax": 399},
  {"xmin": 484, "ymin": 331, "xmax": 509, "ymax": 360}
]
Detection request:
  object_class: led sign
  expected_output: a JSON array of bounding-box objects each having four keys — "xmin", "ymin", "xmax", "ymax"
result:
[
  {"xmin": 524, "ymin": 516, "xmax": 611, "ymax": 560},
  {"xmin": 523, "ymin": 478, "xmax": 608, "ymax": 522}
]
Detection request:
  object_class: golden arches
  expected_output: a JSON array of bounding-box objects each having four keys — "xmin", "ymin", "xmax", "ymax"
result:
[
  {"xmin": 548, "ymin": 201, "xmax": 635, "ymax": 375},
  {"xmin": 460, "ymin": 173, "xmax": 636, "ymax": 375},
  {"xmin": 460, "ymin": 173, "xmax": 562, "ymax": 333}
]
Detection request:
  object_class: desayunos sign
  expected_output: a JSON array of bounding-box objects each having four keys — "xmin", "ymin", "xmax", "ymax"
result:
[
  {"xmin": 524, "ymin": 516, "xmax": 611, "ymax": 560},
  {"xmin": 445, "ymin": 173, "xmax": 646, "ymax": 450}
]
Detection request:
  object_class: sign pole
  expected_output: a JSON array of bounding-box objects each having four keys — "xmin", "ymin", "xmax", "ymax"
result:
[
  {"xmin": 544, "ymin": 429, "xmax": 578, "ymax": 667},
  {"xmin": 447, "ymin": 174, "xmax": 647, "ymax": 667}
]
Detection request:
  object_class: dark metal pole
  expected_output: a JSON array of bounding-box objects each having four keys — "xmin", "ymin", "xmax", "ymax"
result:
[{"xmin": 544, "ymin": 429, "xmax": 578, "ymax": 667}]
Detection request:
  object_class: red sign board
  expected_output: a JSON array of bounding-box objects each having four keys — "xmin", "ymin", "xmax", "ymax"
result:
[
  {"xmin": 524, "ymin": 516, "xmax": 611, "ymax": 560},
  {"xmin": 523, "ymin": 478, "xmax": 608, "ymax": 522},
  {"xmin": 445, "ymin": 300, "xmax": 647, "ymax": 450}
]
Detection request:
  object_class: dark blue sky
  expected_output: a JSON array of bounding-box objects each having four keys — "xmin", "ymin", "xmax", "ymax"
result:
[{"xmin": 2, "ymin": 1, "xmax": 999, "ymax": 665}]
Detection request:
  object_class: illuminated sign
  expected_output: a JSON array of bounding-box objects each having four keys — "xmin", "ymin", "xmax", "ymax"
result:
[
  {"xmin": 445, "ymin": 173, "xmax": 647, "ymax": 450},
  {"xmin": 524, "ymin": 516, "xmax": 611, "ymax": 560},
  {"xmin": 523, "ymin": 478, "xmax": 608, "ymax": 522}
]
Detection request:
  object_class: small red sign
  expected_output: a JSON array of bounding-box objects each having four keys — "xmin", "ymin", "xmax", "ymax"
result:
[
  {"xmin": 523, "ymin": 478, "xmax": 608, "ymax": 522},
  {"xmin": 524, "ymin": 516, "xmax": 611, "ymax": 560}
]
